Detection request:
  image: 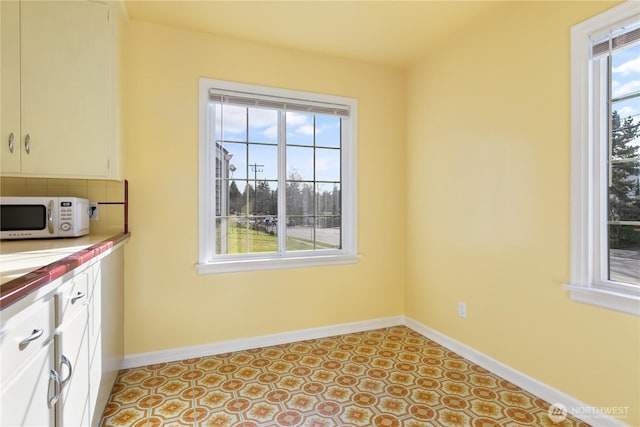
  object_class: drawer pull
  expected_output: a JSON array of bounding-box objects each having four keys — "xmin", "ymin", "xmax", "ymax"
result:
[
  {"xmin": 18, "ymin": 328, "xmax": 43, "ymax": 349},
  {"xmin": 60, "ymin": 354, "xmax": 73, "ymax": 388},
  {"xmin": 48, "ymin": 369, "xmax": 61, "ymax": 408},
  {"xmin": 71, "ymin": 291, "xmax": 85, "ymax": 303}
]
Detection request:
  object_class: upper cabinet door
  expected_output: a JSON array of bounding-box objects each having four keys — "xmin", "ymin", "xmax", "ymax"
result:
[
  {"xmin": 20, "ymin": 1, "xmax": 110, "ymax": 177},
  {"xmin": 0, "ymin": 0, "xmax": 22, "ymax": 174}
]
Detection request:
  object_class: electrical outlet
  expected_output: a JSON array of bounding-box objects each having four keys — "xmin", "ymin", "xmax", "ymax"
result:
[
  {"xmin": 458, "ymin": 301, "xmax": 467, "ymax": 318},
  {"xmin": 89, "ymin": 202, "xmax": 99, "ymax": 221}
]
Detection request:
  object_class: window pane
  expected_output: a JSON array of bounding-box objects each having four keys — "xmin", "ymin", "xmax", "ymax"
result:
[
  {"xmin": 611, "ymin": 44, "xmax": 640, "ymax": 99},
  {"xmin": 609, "ymin": 224, "xmax": 640, "ymax": 285},
  {"xmin": 286, "ymin": 112, "xmax": 313, "ymax": 146},
  {"xmin": 248, "ymin": 108, "xmax": 278, "ymax": 144},
  {"xmin": 315, "ymin": 217, "xmax": 341, "ymax": 250},
  {"xmin": 229, "ymin": 219, "xmax": 251, "ymax": 254},
  {"xmin": 217, "ymin": 218, "xmax": 248, "ymax": 255},
  {"xmin": 228, "ymin": 180, "xmax": 247, "ymax": 215},
  {"xmin": 248, "ymin": 144, "xmax": 278, "ymax": 180},
  {"xmin": 286, "ymin": 182, "xmax": 314, "ymax": 216},
  {"xmin": 316, "ymin": 148, "xmax": 341, "ymax": 182},
  {"xmin": 247, "ymin": 181, "xmax": 277, "ymax": 216},
  {"xmin": 611, "ymin": 98, "xmax": 640, "ymax": 162},
  {"xmin": 316, "ymin": 183, "xmax": 340, "ymax": 215},
  {"xmin": 247, "ymin": 217, "xmax": 278, "ymax": 253},
  {"xmin": 610, "ymin": 162, "xmax": 640, "ymax": 221},
  {"xmin": 286, "ymin": 217, "xmax": 314, "ymax": 251},
  {"xmin": 220, "ymin": 104, "xmax": 247, "ymax": 142},
  {"xmin": 316, "ymin": 115, "xmax": 341, "ymax": 148},
  {"xmin": 246, "ymin": 181, "xmax": 278, "ymax": 216},
  {"xmin": 224, "ymin": 142, "xmax": 247, "ymax": 180},
  {"xmin": 287, "ymin": 146, "xmax": 314, "ymax": 180}
]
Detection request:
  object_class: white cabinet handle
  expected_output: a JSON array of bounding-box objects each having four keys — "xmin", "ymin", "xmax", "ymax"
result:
[
  {"xmin": 47, "ymin": 370, "xmax": 61, "ymax": 408},
  {"xmin": 71, "ymin": 291, "xmax": 85, "ymax": 304},
  {"xmin": 18, "ymin": 328, "xmax": 43, "ymax": 349},
  {"xmin": 59, "ymin": 355, "xmax": 73, "ymax": 388},
  {"xmin": 8, "ymin": 132, "xmax": 14, "ymax": 153},
  {"xmin": 24, "ymin": 134, "xmax": 30, "ymax": 154}
]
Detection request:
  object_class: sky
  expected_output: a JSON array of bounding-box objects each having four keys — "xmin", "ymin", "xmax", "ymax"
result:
[
  {"xmin": 213, "ymin": 105, "xmax": 342, "ymax": 193},
  {"xmin": 611, "ymin": 42, "xmax": 640, "ymax": 149}
]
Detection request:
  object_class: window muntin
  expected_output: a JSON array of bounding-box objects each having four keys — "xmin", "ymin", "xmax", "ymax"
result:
[{"xmin": 198, "ymin": 79, "xmax": 357, "ymax": 273}]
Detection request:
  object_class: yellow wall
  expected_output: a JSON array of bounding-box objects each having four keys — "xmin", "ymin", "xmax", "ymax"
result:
[
  {"xmin": 405, "ymin": 1, "xmax": 639, "ymax": 425},
  {"xmin": 123, "ymin": 21, "xmax": 406, "ymax": 354}
]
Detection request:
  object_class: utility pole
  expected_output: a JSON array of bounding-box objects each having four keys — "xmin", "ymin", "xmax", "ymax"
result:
[{"xmin": 249, "ymin": 163, "xmax": 264, "ymax": 215}]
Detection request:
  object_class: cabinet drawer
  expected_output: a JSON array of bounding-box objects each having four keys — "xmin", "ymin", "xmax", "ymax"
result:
[
  {"xmin": 0, "ymin": 296, "xmax": 54, "ymax": 382},
  {"xmin": 57, "ymin": 270, "xmax": 89, "ymax": 325}
]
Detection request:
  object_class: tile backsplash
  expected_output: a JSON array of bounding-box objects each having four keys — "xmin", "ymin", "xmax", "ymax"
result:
[{"xmin": 0, "ymin": 177, "xmax": 126, "ymax": 236}]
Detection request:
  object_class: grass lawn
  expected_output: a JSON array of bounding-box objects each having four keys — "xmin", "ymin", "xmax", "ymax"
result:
[{"xmin": 225, "ymin": 225, "xmax": 335, "ymax": 253}]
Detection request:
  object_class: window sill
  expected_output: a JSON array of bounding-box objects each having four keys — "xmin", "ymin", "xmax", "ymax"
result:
[
  {"xmin": 196, "ymin": 254, "xmax": 360, "ymax": 275},
  {"xmin": 563, "ymin": 284, "xmax": 640, "ymax": 316}
]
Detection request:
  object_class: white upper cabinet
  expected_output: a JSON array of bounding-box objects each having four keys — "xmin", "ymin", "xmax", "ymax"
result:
[
  {"xmin": 1, "ymin": 1, "xmax": 122, "ymax": 179},
  {"xmin": 1, "ymin": 1, "xmax": 21, "ymax": 174}
]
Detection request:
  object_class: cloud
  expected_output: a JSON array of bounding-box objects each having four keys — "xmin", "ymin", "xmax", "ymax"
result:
[
  {"xmin": 263, "ymin": 125, "xmax": 278, "ymax": 139},
  {"xmin": 612, "ymin": 79, "xmax": 640, "ymax": 98},
  {"xmin": 613, "ymin": 57, "xmax": 640, "ymax": 76},
  {"xmin": 286, "ymin": 112, "xmax": 311, "ymax": 126},
  {"xmin": 297, "ymin": 124, "xmax": 315, "ymax": 136},
  {"xmin": 216, "ymin": 104, "xmax": 246, "ymax": 136},
  {"xmin": 616, "ymin": 105, "xmax": 638, "ymax": 120},
  {"xmin": 249, "ymin": 108, "xmax": 277, "ymax": 127}
]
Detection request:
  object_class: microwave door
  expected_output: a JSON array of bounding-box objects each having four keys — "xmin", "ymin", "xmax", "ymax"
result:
[{"xmin": 1, "ymin": 202, "xmax": 53, "ymax": 234}]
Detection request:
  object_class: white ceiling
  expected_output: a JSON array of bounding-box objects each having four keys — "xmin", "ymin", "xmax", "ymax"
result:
[{"xmin": 123, "ymin": 0, "xmax": 503, "ymax": 68}]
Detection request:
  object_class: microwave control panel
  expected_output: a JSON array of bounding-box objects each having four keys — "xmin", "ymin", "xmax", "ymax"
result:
[{"xmin": 59, "ymin": 201, "xmax": 74, "ymax": 231}]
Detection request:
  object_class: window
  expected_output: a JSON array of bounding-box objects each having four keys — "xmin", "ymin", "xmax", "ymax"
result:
[
  {"xmin": 197, "ymin": 79, "xmax": 358, "ymax": 274},
  {"xmin": 566, "ymin": 2, "xmax": 640, "ymax": 315}
]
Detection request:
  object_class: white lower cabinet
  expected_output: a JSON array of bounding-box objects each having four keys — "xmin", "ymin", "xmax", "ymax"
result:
[
  {"xmin": 0, "ymin": 245, "xmax": 125, "ymax": 426},
  {"xmin": 0, "ymin": 296, "xmax": 55, "ymax": 427}
]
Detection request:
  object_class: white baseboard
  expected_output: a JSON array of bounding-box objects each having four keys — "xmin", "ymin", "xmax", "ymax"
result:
[
  {"xmin": 122, "ymin": 315, "xmax": 629, "ymax": 427},
  {"xmin": 122, "ymin": 316, "xmax": 403, "ymax": 369},
  {"xmin": 403, "ymin": 316, "xmax": 630, "ymax": 427}
]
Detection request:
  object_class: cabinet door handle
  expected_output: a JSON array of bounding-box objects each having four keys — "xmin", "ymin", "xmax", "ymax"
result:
[
  {"xmin": 48, "ymin": 369, "xmax": 61, "ymax": 408},
  {"xmin": 60, "ymin": 354, "xmax": 73, "ymax": 388},
  {"xmin": 24, "ymin": 134, "xmax": 30, "ymax": 154},
  {"xmin": 8, "ymin": 132, "xmax": 14, "ymax": 153},
  {"xmin": 71, "ymin": 291, "xmax": 85, "ymax": 303},
  {"xmin": 18, "ymin": 328, "xmax": 43, "ymax": 349}
]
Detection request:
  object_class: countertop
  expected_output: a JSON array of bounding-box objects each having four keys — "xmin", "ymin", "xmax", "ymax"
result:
[{"xmin": 0, "ymin": 233, "xmax": 130, "ymax": 309}]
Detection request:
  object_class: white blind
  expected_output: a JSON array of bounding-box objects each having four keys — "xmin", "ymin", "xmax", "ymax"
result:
[
  {"xmin": 591, "ymin": 23, "xmax": 640, "ymax": 57},
  {"xmin": 209, "ymin": 89, "xmax": 350, "ymax": 117}
]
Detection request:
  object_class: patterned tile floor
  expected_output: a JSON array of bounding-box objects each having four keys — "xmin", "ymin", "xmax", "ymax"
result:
[{"xmin": 101, "ymin": 326, "xmax": 589, "ymax": 427}]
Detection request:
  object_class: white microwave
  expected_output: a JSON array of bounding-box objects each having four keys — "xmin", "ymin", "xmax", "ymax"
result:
[{"xmin": 0, "ymin": 197, "xmax": 90, "ymax": 240}]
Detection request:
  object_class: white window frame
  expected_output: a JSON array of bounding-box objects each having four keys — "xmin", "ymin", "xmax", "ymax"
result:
[
  {"xmin": 196, "ymin": 78, "xmax": 359, "ymax": 274},
  {"xmin": 565, "ymin": 1, "xmax": 640, "ymax": 316}
]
